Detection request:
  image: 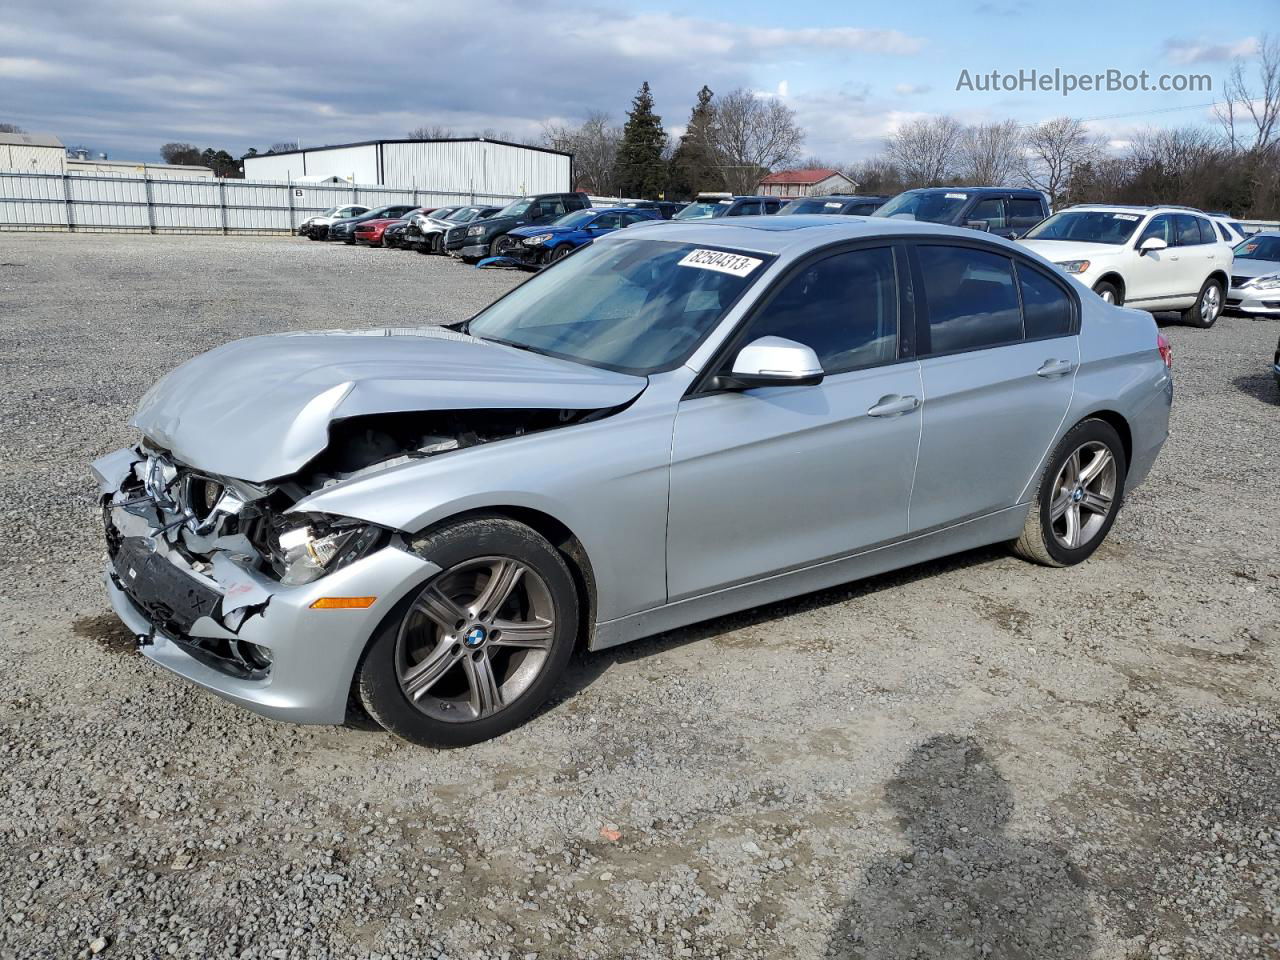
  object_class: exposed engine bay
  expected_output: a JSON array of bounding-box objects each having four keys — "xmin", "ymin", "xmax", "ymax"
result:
[{"xmin": 98, "ymin": 407, "xmax": 600, "ymax": 678}]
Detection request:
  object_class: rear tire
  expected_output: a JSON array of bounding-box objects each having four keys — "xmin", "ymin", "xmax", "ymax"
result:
[
  {"xmin": 1183, "ymin": 278, "xmax": 1223, "ymax": 328},
  {"xmin": 356, "ymin": 516, "xmax": 578, "ymax": 748},
  {"xmin": 1093, "ymin": 281, "xmax": 1122, "ymax": 306},
  {"xmin": 1012, "ymin": 418, "xmax": 1127, "ymax": 567}
]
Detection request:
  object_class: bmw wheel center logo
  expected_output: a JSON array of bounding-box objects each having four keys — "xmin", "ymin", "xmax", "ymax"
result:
[{"xmin": 464, "ymin": 625, "xmax": 487, "ymax": 648}]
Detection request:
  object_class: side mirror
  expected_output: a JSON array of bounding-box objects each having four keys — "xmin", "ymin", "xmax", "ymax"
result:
[
  {"xmin": 1139, "ymin": 236, "xmax": 1168, "ymax": 255},
  {"xmin": 965, "ymin": 220, "xmax": 992, "ymax": 232},
  {"xmin": 712, "ymin": 337, "xmax": 824, "ymax": 390}
]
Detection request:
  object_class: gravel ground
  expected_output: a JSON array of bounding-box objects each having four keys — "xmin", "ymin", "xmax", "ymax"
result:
[{"xmin": 0, "ymin": 233, "xmax": 1276, "ymax": 960}]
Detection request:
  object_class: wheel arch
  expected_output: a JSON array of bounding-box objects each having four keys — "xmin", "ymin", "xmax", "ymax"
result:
[
  {"xmin": 1206, "ymin": 268, "xmax": 1229, "ymax": 291},
  {"xmin": 1073, "ymin": 408, "xmax": 1132, "ymax": 473},
  {"xmin": 1094, "ymin": 272, "xmax": 1126, "ymax": 300},
  {"xmin": 413, "ymin": 505, "xmax": 598, "ymax": 652}
]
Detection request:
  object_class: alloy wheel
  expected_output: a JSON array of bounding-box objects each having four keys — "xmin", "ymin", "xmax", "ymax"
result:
[
  {"xmin": 1099, "ymin": 289, "xmax": 1115, "ymax": 304},
  {"xmin": 395, "ymin": 557, "xmax": 555, "ymax": 722},
  {"xmin": 1049, "ymin": 441, "xmax": 1117, "ymax": 550},
  {"xmin": 1201, "ymin": 284, "xmax": 1221, "ymax": 324}
]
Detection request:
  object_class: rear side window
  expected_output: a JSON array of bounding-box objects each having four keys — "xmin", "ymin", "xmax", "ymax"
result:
[
  {"xmin": 740, "ymin": 247, "xmax": 899, "ymax": 374},
  {"xmin": 1214, "ymin": 222, "xmax": 1232, "ymax": 242},
  {"xmin": 1016, "ymin": 263, "xmax": 1074, "ymax": 340},
  {"xmin": 917, "ymin": 245, "xmax": 1022, "ymax": 354}
]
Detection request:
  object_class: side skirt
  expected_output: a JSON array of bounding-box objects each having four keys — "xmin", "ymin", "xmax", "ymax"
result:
[{"xmin": 589, "ymin": 505, "xmax": 1029, "ymax": 651}]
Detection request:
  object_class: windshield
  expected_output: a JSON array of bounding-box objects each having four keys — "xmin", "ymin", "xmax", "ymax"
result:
[
  {"xmin": 1234, "ymin": 235, "xmax": 1280, "ymax": 260},
  {"xmin": 445, "ymin": 207, "xmax": 480, "ymax": 222},
  {"xmin": 494, "ymin": 198, "xmax": 534, "ymax": 218},
  {"xmin": 873, "ymin": 190, "xmax": 969, "ymax": 224},
  {"xmin": 549, "ymin": 210, "xmax": 598, "ymax": 228},
  {"xmin": 465, "ymin": 239, "xmax": 772, "ymax": 375},
  {"xmin": 779, "ymin": 198, "xmax": 848, "ymax": 215},
  {"xmin": 675, "ymin": 200, "xmax": 731, "ymax": 220},
  {"xmin": 1023, "ymin": 210, "xmax": 1142, "ymax": 245},
  {"xmin": 320, "ymin": 206, "xmax": 340, "ymax": 217}
]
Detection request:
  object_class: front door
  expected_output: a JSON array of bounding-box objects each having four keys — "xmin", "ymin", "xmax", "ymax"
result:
[
  {"xmin": 666, "ymin": 245, "xmax": 922, "ymax": 599},
  {"xmin": 1127, "ymin": 214, "xmax": 1188, "ymax": 305}
]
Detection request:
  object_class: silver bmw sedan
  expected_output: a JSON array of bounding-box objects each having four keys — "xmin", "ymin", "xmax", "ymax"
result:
[{"xmin": 92, "ymin": 216, "xmax": 1173, "ymax": 747}]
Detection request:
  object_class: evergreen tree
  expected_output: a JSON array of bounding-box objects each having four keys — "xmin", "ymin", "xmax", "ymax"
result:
[
  {"xmin": 613, "ymin": 82, "xmax": 667, "ymax": 199},
  {"xmin": 669, "ymin": 85, "xmax": 721, "ymax": 199}
]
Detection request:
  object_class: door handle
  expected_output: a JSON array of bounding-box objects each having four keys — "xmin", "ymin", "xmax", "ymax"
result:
[
  {"xmin": 867, "ymin": 394, "xmax": 920, "ymax": 417},
  {"xmin": 1036, "ymin": 359, "xmax": 1075, "ymax": 378}
]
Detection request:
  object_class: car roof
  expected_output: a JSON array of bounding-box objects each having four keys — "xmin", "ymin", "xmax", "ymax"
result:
[
  {"xmin": 788, "ymin": 194, "xmax": 887, "ymax": 202},
  {"xmin": 1066, "ymin": 203, "xmax": 1211, "ymax": 215},
  {"xmin": 902, "ymin": 186, "xmax": 1042, "ymax": 197},
  {"xmin": 608, "ymin": 214, "xmax": 1026, "ymax": 257}
]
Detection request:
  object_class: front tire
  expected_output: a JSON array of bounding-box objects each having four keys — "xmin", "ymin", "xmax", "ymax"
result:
[
  {"xmin": 1183, "ymin": 278, "xmax": 1223, "ymax": 328},
  {"xmin": 1012, "ymin": 419, "xmax": 1127, "ymax": 567},
  {"xmin": 356, "ymin": 517, "xmax": 579, "ymax": 748},
  {"xmin": 1093, "ymin": 281, "xmax": 1123, "ymax": 306}
]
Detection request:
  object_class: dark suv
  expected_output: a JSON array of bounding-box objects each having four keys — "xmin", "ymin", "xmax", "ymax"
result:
[
  {"xmin": 673, "ymin": 195, "xmax": 785, "ymax": 220},
  {"xmin": 778, "ymin": 195, "xmax": 889, "ymax": 216},
  {"xmin": 616, "ymin": 200, "xmax": 686, "ymax": 219},
  {"xmin": 873, "ymin": 187, "xmax": 1048, "ymax": 240},
  {"xmin": 445, "ymin": 192, "xmax": 591, "ymax": 262}
]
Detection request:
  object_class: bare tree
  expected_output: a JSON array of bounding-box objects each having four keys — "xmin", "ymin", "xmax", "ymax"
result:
[
  {"xmin": 1017, "ymin": 117, "xmax": 1102, "ymax": 207},
  {"xmin": 1215, "ymin": 33, "xmax": 1279, "ymax": 152},
  {"xmin": 0, "ymin": 123, "xmax": 25, "ymax": 134},
  {"xmin": 540, "ymin": 113, "xmax": 622, "ymax": 194},
  {"xmin": 407, "ymin": 124, "xmax": 453, "ymax": 140},
  {"xmin": 709, "ymin": 89, "xmax": 805, "ymax": 194},
  {"xmin": 885, "ymin": 116, "xmax": 963, "ymax": 187},
  {"xmin": 160, "ymin": 142, "xmax": 202, "ymax": 165},
  {"xmin": 268, "ymin": 141, "xmax": 299, "ymax": 154},
  {"xmin": 957, "ymin": 120, "xmax": 1023, "ymax": 185}
]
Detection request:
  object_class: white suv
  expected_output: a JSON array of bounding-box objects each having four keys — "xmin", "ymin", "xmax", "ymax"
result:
[
  {"xmin": 1019, "ymin": 205, "xmax": 1234, "ymax": 328},
  {"xmin": 298, "ymin": 204, "xmax": 369, "ymax": 241}
]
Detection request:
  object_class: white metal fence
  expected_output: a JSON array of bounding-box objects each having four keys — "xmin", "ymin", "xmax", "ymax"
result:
[{"xmin": 0, "ymin": 170, "xmax": 526, "ymax": 235}]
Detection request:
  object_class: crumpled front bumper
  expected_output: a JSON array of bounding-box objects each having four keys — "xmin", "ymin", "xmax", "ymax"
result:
[{"xmin": 92, "ymin": 448, "xmax": 438, "ymax": 725}]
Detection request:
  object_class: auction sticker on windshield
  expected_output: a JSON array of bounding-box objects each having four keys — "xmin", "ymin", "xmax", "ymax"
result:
[{"xmin": 678, "ymin": 249, "xmax": 764, "ymax": 277}]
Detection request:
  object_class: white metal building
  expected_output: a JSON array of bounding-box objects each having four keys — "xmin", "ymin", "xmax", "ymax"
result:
[
  {"xmin": 65, "ymin": 158, "xmax": 214, "ymax": 179},
  {"xmin": 242, "ymin": 138, "xmax": 572, "ymax": 195},
  {"xmin": 0, "ymin": 132, "xmax": 66, "ymax": 173}
]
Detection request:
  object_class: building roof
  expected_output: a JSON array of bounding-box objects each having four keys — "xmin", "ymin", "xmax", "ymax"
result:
[
  {"xmin": 758, "ymin": 167, "xmax": 849, "ymax": 186},
  {"xmin": 244, "ymin": 137, "xmax": 572, "ymax": 160},
  {"xmin": 0, "ymin": 131, "xmax": 64, "ymax": 149}
]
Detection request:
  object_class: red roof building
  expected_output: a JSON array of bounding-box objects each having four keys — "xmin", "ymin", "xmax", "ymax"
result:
[{"xmin": 757, "ymin": 167, "xmax": 857, "ymax": 197}]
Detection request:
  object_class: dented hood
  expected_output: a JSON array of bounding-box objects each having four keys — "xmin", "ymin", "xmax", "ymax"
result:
[{"xmin": 132, "ymin": 327, "xmax": 646, "ymax": 482}]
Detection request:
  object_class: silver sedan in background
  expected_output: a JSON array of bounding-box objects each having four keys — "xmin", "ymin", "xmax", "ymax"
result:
[{"xmin": 93, "ymin": 217, "xmax": 1173, "ymax": 747}]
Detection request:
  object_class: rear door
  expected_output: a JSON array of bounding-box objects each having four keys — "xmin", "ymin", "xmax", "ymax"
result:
[
  {"xmin": 667, "ymin": 243, "xmax": 922, "ymax": 598},
  {"xmin": 907, "ymin": 242, "xmax": 1079, "ymax": 531}
]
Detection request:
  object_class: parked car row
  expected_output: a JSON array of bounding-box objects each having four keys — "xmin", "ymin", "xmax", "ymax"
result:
[{"xmin": 298, "ymin": 188, "xmax": 1276, "ymax": 329}]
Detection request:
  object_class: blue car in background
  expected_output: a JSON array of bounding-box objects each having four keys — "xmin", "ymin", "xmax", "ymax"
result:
[{"xmin": 501, "ymin": 207, "xmax": 661, "ymax": 267}]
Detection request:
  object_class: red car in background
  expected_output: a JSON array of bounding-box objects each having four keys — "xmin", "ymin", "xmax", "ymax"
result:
[{"xmin": 354, "ymin": 208, "xmax": 437, "ymax": 247}]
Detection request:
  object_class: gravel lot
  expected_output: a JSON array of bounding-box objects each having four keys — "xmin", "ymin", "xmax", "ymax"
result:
[{"xmin": 0, "ymin": 232, "xmax": 1277, "ymax": 960}]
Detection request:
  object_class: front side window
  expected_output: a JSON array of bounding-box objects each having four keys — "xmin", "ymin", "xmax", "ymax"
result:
[
  {"xmin": 736, "ymin": 247, "xmax": 899, "ymax": 375},
  {"xmin": 465, "ymin": 239, "xmax": 772, "ymax": 375},
  {"xmin": 1137, "ymin": 215, "xmax": 1174, "ymax": 247},
  {"xmin": 967, "ymin": 197, "xmax": 1006, "ymax": 230},
  {"xmin": 1017, "ymin": 263, "xmax": 1074, "ymax": 340},
  {"xmin": 917, "ymin": 245, "xmax": 1023, "ymax": 354},
  {"xmin": 730, "ymin": 200, "xmax": 761, "ymax": 216}
]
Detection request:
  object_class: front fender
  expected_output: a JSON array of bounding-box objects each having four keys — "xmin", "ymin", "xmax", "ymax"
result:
[{"xmin": 290, "ymin": 405, "xmax": 676, "ymax": 622}]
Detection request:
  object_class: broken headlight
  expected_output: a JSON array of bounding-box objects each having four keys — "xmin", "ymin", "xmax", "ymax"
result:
[{"xmin": 270, "ymin": 515, "xmax": 385, "ymax": 585}]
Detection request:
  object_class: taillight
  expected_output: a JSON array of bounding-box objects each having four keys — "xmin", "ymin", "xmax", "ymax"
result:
[{"xmin": 1157, "ymin": 333, "xmax": 1173, "ymax": 368}]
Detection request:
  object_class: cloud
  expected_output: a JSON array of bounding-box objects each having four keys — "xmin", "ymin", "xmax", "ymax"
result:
[
  {"xmin": 894, "ymin": 83, "xmax": 932, "ymax": 96},
  {"xmin": 1163, "ymin": 36, "xmax": 1259, "ymax": 64},
  {"xmin": 0, "ymin": 0, "xmax": 925, "ymax": 161}
]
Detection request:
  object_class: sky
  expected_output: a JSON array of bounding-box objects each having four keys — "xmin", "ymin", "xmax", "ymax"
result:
[{"xmin": 0, "ymin": 0, "xmax": 1273, "ymax": 165}]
